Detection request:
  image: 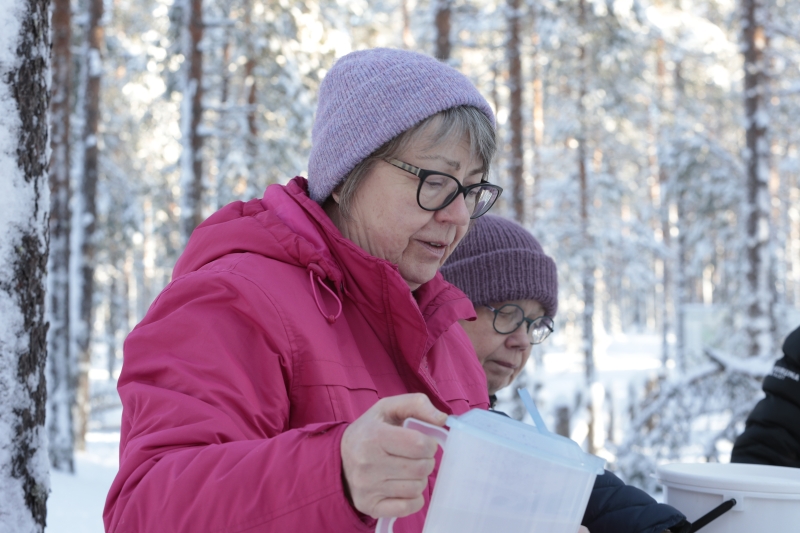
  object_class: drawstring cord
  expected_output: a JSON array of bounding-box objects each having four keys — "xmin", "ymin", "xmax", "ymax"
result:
[{"xmin": 309, "ymin": 269, "xmax": 342, "ymax": 324}]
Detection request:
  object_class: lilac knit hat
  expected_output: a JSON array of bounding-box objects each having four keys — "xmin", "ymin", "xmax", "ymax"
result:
[
  {"xmin": 307, "ymin": 48, "xmax": 495, "ymax": 203},
  {"xmin": 441, "ymin": 215, "xmax": 558, "ymax": 317}
]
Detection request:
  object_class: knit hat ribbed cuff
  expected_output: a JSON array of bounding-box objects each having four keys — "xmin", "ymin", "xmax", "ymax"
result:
[
  {"xmin": 441, "ymin": 249, "xmax": 558, "ymax": 317},
  {"xmin": 440, "ymin": 214, "xmax": 558, "ymax": 318}
]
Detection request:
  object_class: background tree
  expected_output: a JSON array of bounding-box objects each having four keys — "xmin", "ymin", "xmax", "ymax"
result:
[
  {"xmin": 434, "ymin": 0, "xmax": 452, "ymax": 61},
  {"xmin": 741, "ymin": 0, "xmax": 775, "ymax": 358},
  {"xmin": 0, "ymin": 0, "xmax": 51, "ymax": 527},
  {"xmin": 72, "ymin": 0, "xmax": 105, "ymax": 452},
  {"xmin": 46, "ymin": 0, "xmax": 75, "ymax": 473}
]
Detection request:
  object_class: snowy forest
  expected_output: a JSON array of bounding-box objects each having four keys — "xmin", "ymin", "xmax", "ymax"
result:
[{"xmin": 1, "ymin": 0, "xmax": 800, "ymax": 530}]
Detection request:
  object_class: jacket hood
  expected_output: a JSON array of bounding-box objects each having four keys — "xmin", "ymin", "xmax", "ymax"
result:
[{"xmin": 173, "ymin": 177, "xmax": 343, "ymax": 284}]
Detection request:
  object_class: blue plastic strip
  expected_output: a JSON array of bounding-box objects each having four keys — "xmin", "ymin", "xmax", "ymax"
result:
[{"xmin": 519, "ymin": 387, "xmax": 550, "ymax": 435}]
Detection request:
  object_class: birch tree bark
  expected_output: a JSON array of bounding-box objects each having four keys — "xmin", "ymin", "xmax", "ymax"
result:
[
  {"xmin": 46, "ymin": 0, "xmax": 75, "ymax": 472},
  {"xmin": 741, "ymin": 0, "xmax": 775, "ymax": 357},
  {"xmin": 0, "ymin": 0, "xmax": 51, "ymax": 527}
]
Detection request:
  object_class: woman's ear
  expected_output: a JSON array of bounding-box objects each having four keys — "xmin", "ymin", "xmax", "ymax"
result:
[{"xmin": 331, "ymin": 190, "xmax": 341, "ymax": 204}]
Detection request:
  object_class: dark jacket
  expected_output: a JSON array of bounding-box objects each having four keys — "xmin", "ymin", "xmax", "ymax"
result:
[
  {"xmin": 583, "ymin": 471, "xmax": 690, "ymax": 533},
  {"xmin": 731, "ymin": 325, "xmax": 800, "ymax": 468}
]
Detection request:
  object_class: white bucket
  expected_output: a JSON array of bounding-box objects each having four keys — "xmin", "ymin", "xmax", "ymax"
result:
[{"xmin": 656, "ymin": 463, "xmax": 800, "ymax": 533}]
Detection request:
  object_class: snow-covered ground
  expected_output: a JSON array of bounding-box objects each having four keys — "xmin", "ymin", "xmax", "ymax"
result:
[
  {"xmin": 43, "ymin": 333, "xmax": 673, "ymax": 531},
  {"xmin": 47, "ymin": 432, "xmax": 119, "ymax": 533}
]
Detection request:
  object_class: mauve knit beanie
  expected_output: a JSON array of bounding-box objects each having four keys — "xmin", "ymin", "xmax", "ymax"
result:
[
  {"xmin": 441, "ymin": 215, "xmax": 558, "ymax": 317},
  {"xmin": 307, "ymin": 48, "xmax": 495, "ymax": 203}
]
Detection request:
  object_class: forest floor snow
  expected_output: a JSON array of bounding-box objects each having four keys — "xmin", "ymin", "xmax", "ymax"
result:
[{"xmin": 47, "ymin": 432, "xmax": 119, "ymax": 533}]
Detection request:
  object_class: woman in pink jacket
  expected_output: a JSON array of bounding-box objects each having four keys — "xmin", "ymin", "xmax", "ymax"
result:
[{"xmin": 104, "ymin": 48, "xmax": 502, "ymax": 533}]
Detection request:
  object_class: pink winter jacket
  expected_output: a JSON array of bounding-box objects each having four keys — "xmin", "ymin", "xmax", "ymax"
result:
[{"xmin": 104, "ymin": 177, "xmax": 489, "ymax": 533}]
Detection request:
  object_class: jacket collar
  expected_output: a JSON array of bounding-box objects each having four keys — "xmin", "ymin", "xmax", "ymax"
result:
[
  {"xmin": 176, "ymin": 177, "xmax": 476, "ymax": 382},
  {"xmin": 268, "ymin": 177, "xmax": 476, "ymax": 363}
]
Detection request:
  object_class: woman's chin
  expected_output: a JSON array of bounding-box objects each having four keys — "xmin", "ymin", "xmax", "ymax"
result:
[{"xmin": 399, "ymin": 265, "xmax": 439, "ymax": 290}]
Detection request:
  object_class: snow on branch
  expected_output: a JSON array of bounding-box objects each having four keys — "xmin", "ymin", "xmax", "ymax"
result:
[{"xmin": 703, "ymin": 348, "xmax": 773, "ymax": 378}]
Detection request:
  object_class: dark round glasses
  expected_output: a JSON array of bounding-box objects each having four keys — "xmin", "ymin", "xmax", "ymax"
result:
[
  {"xmin": 387, "ymin": 158, "xmax": 503, "ymax": 219},
  {"xmin": 485, "ymin": 304, "xmax": 554, "ymax": 345}
]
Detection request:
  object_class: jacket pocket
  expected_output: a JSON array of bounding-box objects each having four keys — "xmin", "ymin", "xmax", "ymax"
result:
[{"xmin": 294, "ymin": 360, "xmax": 380, "ymax": 423}]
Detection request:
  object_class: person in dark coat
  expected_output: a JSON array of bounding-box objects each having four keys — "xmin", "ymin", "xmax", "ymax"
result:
[
  {"xmin": 731, "ymin": 324, "xmax": 800, "ymax": 468},
  {"xmin": 441, "ymin": 214, "xmax": 691, "ymax": 533}
]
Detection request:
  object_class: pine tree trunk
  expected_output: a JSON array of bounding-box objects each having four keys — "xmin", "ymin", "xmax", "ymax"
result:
[
  {"xmin": 529, "ymin": 7, "xmax": 543, "ymax": 222},
  {"xmin": 213, "ymin": 21, "xmax": 231, "ymax": 211},
  {"xmin": 577, "ymin": 0, "xmax": 597, "ymax": 454},
  {"xmin": 47, "ymin": 0, "xmax": 75, "ymax": 473},
  {"xmin": 0, "ymin": 0, "xmax": 51, "ymax": 527},
  {"xmin": 244, "ymin": 0, "xmax": 259, "ymax": 196},
  {"xmin": 506, "ymin": 0, "xmax": 524, "ymax": 223},
  {"xmin": 652, "ymin": 36, "xmax": 674, "ymax": 369},
  {"xmin": 74, "ymin": 0, "xmax": 105, "ymax": 452},
  {"xmin": 675, "ymin": 200, "xmax": 687, "ymax": 372},
  {"xmin": 401, "ymin": 0, "xmax": 413, "ymax": 49},
  {"xmin": 180, "ymin": 0, "xmax": 205, "ymax": 243},
  {"xmin": 434, "ymin": 0, "xmax": 452, "ymax": 61},
  {"xmin": 741, "ymin": 0, "xmax": 774, "ymax": 357}
]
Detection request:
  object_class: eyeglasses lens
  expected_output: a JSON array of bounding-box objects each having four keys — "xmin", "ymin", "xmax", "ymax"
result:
[
  {"xmin": 493, "ymin": 305, "xmax": 525, "ymax": 334},
  {"xmin": 528, "ymin": 317, "xmax": 554, "ymax": 344},
  {"xmin": 468, "ymin": 187, "xmax": 499, "ymax": 218},
  {"xmin": 419, "ymin": 174, "xmax": 499, "ymax": 218},
  {"xmin": 418, "ymin": 175, "xmax": 459, "ymax": 211},
  {"xmin": 494, "ymin": 305, "xmax": 554, "ymax": 344}
]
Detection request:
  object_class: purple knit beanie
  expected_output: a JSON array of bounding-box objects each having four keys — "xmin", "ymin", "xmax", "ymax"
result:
[
  {"xmin": 307, "ymin": 48, "xmax": 495, "ymax": 203},
  {"xmin": 441, "ymin": 215, "xmax": 558, "ymax": 317}
]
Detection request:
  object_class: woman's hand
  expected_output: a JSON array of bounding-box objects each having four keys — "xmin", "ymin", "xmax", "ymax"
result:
[{"xmin": 341, "ymin": 393, "xmax": 447, "ymax": 519}]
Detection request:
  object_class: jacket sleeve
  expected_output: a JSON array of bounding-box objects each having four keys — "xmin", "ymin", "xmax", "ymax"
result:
[
  {"xmin": 103, "ymin": 269, "xmax": 372, "ymax": 533},
  {"xmin": 581, "ymin": 471, "xmax": 690, "ymax": 533},
  {"xmin": 731, "ymin": 352, "xmax": 800, "ymax": 468}
]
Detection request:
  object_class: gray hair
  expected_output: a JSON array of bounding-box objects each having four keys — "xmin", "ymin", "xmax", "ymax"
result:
[{"xmin": 330, "ymin": 105, "xmax": 496, "ymax": 218}]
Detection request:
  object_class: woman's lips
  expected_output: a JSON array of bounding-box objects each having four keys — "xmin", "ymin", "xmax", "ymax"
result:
[
  {"xmin": 418, "ymin": 240, "xmax": 448, "ymax": 258},
  {"xmin": 488, "ymin": 359, "xmax": 516, "ymax": 370}
]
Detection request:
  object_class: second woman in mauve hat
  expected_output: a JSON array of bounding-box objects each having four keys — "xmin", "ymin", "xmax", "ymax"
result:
[
  {"xmin": 105, "ymin": 48, "xmax": 503, "ymax": 533},
  {"xmin": 442, "ymin": 215, "xmax": 692, "ymax": 533}
]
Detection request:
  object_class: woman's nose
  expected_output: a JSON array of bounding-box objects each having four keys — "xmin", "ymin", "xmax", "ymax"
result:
[
  {"xmin": 434, "ymin": 193, "xmax": 471, "ymax": 226},
  {"xmin": 506, "ymin": 323, "xmax": 530, "ymax": 348}
]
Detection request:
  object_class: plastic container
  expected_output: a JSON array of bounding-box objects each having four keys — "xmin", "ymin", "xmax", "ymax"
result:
[
  {"xmin": 657, "ymin": 463, "xmax": 800, "ymax": 533},
  {"xmin": 377, "ymin": 402, "xmax": 605, "ymax": 533}
]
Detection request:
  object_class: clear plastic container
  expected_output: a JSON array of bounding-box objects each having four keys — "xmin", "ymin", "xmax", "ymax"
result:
[
  {"xmin": 422, "ymin": 409, "xmax": 604, "ymax": 533},
  {"xmin": 376, "ymin": 399, "xmax": 605, "ymax": 533}
]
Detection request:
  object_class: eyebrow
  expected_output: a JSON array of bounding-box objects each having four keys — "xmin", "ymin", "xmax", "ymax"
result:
[{"xmin": 418, "ymin": 154, "xmax": 485, "ymax": 177}]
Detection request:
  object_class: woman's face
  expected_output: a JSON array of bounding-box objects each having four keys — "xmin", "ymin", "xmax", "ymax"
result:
[
  {"xmin": 332, "ymin": 124, "xmax": 483, "ymax": 290},
  {"xmin": 460, "ymin": 299, "xmax": 545, "ymax": 395}
]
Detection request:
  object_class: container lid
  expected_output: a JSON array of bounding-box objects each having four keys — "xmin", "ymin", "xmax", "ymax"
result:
[
  {"xmin": 657, "ymin": 463, "xmax": 800, "ymax": 494},
  {"xmin": 447, "ymin": 409, "xmax": 605, "ymax": 475}
]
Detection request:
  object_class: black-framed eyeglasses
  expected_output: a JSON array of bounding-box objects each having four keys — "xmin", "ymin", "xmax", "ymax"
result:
[
  {"xmin": 386, "ymin": 158, "xmax": 502, "ymax": 219},
  {"xmin": 485, "ymin": 304, "xmax": 554, "ymax": 345}
]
